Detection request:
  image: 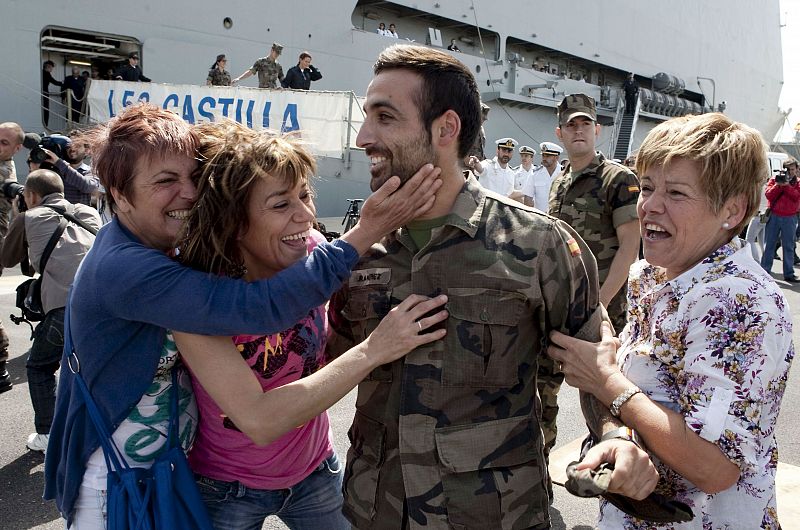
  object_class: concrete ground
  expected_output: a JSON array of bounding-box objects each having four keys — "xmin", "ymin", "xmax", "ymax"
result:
[{"xmin": 1, "ymin": 248, "xmax": 800, "ymax": 529}]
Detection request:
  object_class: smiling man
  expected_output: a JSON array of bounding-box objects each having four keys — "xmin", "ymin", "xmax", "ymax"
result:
[{"xmin": 327, "ymin": 47, "xmax": 656, "ymax": 529}]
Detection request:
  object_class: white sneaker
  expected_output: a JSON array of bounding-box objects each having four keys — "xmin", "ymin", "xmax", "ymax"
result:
[{"xmin": 26, "ymin": 433, "xmax": 49, "ymax": 453}]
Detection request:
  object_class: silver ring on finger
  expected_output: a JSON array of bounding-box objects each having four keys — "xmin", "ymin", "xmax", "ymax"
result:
[{"xmin": 417, "ymin": 321, "xmax": 423, "ymax": 332}]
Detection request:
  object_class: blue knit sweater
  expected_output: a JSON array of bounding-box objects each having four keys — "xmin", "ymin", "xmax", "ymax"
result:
[{"xmin": 43, "ymin": 217, "xmax": 357, "ymax": 523}]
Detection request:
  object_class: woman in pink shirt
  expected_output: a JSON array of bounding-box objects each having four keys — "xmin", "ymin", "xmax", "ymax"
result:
[{"xmin": 173, "ymin": 121, "xmax": 447, "ymax": 530}]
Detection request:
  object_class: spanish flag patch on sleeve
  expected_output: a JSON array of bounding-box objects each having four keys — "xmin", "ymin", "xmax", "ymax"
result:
[
  {"xmin": 566, "ymin": 237, "xmax": 581, "ymax": 256},
  {"xmin": 628, "ymin": 185, "xmax": 640, "ymax": 193}
]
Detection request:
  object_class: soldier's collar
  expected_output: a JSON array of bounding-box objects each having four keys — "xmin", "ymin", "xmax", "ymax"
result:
[
  {"xmin": 568, "ymin": 152, "xmax": 604, "ymax": 179},
  {"xmin": 438, "ymin": 176, "xmax": 483, "ymax": 238}
]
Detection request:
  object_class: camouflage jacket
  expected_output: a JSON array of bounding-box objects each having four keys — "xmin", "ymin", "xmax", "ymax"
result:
[
  {"xmin": 548, "ymin": 152, "xmax": 639, "ymax": 327},
  {"xmin": 328, "ymin": 176, "xmax": 602, "ymax": 529},
  {"xmin": 206, "ymin": 67, "xmax": 232, "ymax": 86},
  {"xmin": 0, "ymin": 159, "xmax": 17, "ymax": 218},
  {"xmin": 250, "ymin": 56, "xmax": 284, "ymax": 89}
]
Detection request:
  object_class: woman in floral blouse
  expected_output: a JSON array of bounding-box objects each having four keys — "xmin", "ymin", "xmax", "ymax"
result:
[{"xmin": 549, "ymin": 113, "xmax": 793, "ymax": 529}]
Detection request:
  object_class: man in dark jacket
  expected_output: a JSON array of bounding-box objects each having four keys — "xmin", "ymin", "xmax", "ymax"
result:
[
  {"xmin": 42, "ymin": 61, "xmax": 63, "ymax": 127},
  {"xmin": 281, "ymin": 52, "xmax": 322, "ymax": 90},
  {"xmin": 115, "ymin": 51, "xmax": 151, "ymax": 82}
]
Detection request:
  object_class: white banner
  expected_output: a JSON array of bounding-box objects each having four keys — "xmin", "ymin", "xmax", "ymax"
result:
[{"xmin": 87, "ymin": 81, "xmax": 358, "ymax": 157}]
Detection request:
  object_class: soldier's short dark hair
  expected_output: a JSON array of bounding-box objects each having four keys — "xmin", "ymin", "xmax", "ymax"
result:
[
  {"xmin": 636, "ymin": 112, "xmax": 768, "ymax": 236},
  {"xmin": 374, "ymin": 44, "xmax": 481, "ymax": 159},
  {"xmin": 25, "ymin": 169, "xmax": 64, "ymax": 197}
]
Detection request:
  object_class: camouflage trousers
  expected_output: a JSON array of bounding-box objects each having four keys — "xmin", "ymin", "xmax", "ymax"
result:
[
  {"xmin": 537, "ymin": 352, "xmax": 564, "ymax": 500},
  {"xmin": 537, "ymin": 353, "xmax": 564, "ymax": 459}
]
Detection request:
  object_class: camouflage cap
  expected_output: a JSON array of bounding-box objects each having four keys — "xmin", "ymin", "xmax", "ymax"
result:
[
  {"xmin": 558, "ymin": 93, "xmax": 597, "ymax": 125},
  {"xmin": 271, "ymin": 42, "xmax": 284, "ymax": 53}
]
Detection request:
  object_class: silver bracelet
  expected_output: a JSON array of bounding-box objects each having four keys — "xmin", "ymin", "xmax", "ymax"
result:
[{"xmin": 609, "ymin": 386, "xmax": 642, "ymax": 417}]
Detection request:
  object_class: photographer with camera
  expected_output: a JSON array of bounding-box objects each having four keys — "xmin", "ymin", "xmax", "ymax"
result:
[
  {"xmin": 0, "ymin": 122, "xmax": 24, "ymax": 393},
  {"xmin": 0, "ymin": 169, "xmax": 100, "ymax": 452},
  {"xmin": 25, "ymin": 133, "xmax": 99, "ymax": 206},
  {"xmin": 760, "ymin": 158, "xmax": 800, "ymax": 282}
]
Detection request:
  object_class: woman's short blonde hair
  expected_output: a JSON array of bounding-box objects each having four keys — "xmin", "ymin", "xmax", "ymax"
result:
[
  {"xmin": 179, "ymin": 120, "xmax": 316, "ymax": 276},
  {"xmin": 636, "ymin": 113, "xmax": 768, "ymax": 235}
]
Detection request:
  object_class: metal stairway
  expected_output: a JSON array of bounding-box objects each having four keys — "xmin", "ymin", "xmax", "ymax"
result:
[{"xmin": 613, "ymin": 111, "xmax": 636, "ymax": 160}]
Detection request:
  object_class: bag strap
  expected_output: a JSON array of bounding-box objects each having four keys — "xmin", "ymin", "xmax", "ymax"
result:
[
  {"xmin": 42, "ymin": 204, "xmax": 99, "ymax": 235},
  {"xmin": 63, "ymin": 301, "xmax": 129, "ymax": 474},
  {"xmin": 38, "ymin": 217, "xmax": 68, "ymax": 273},
  {"xmin": 64, "ymin": 299, "xmax": 183, "ymax": 470}
]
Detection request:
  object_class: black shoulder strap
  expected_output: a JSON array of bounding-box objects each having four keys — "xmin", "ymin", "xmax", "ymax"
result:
[
  {"xmin": 43, "ymin": 204, "xmax": 99, "ymax": 235},
  {"xmin": 37, "ymin": 203, "xmax": 98, "ymax": 273},
  {"xmin": 38, "ymin": 217, "xmax": 68, "ymax": 273}
]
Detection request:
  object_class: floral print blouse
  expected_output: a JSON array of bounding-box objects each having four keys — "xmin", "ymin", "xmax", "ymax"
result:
[{"xmin": 599, "ymin": 239, "xmax": 794, "ymax": 530}]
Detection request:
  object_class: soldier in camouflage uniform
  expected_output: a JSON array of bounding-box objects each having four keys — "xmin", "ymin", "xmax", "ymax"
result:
[
  {"xmin": 540, "ymin": 93, "xmax": 641, "ymax": 494},
  {"xmin": 327, "ymin": 45, "xmax": 655, "ymax": 530},
  {"xmin": 206, "ymin": 54, "xmax": 232, "ymax": 86},
  {"xmin": 233, "ymin": 42, "xmax": 284, "ymax": 89}
]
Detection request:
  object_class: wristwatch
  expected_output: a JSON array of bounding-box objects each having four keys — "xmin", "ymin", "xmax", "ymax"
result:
[
  {"xmin": 609, "ymin": 386, "xmax": 642, "ymax": 417},
  {"xmin": 601, "ymin": 426, "xmax": 645, "ymax": 450}
]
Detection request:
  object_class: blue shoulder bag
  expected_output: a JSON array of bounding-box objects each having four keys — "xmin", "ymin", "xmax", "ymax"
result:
[{"xmin": 65, "ymin": 304, "xmax": 215, "ymax": 530}]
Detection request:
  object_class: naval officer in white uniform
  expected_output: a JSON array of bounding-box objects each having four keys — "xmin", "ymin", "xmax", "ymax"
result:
[
  {"xmin": 513, "ymin": 145, "xmax": 541, "ymax": 206},
  {"xmin": 528, "ymin": 141, "xmax": 563, "ymax": 210},
  {"xmin": 468, "ymin": 137, "xmax": 518, "ymax": 197}
]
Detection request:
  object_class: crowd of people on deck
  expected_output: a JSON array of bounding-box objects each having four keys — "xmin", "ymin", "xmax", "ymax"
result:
[{"xmin": 0, "ymin": 39, "xmax": 795, "ymax": 530}]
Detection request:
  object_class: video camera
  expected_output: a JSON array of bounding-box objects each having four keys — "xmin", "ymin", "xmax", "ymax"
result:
[
  {"xmin": 774, "ymin": 168, "xmax": 794, "ymax": 184},
  {"xmin": 22, "ymin": 133, "xmax": 73, "ymax": 164}
]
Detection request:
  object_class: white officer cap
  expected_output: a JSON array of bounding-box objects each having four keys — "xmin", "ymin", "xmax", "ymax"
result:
[
  {"xmin": 495, "ymin": 137, "xmax": 518, "ymax": 149},
  {"xmin": 540, "ymin": 142, "xmax": 563, "ymax": 156},
  {"xmin": 519, "ymin": 145, "xmax": 536, "ymax": 155}
]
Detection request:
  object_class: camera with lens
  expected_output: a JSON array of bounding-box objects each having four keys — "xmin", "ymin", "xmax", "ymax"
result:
[
  {"xmin": 774, "ymin": 168, "xmax": 790, "ymax": 184},
  {"xmin": 1, "ymin": 181, "xmax": 27, "ymax": 211},
  {"xmin": 22, "ymin": 133, "xmax": 76, "ymax": 165},
  {"xmin": 26, "ymin": 134, "xmax": 72, "ymax": 164}
]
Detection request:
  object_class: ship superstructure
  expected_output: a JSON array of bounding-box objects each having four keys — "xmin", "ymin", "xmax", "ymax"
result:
[{"xmin": 0, "ymin": 0, "xmax": 785, "ymax": 214}]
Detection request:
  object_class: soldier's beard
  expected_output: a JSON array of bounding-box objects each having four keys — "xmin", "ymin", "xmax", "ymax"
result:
[{"xmin": 368, "ymin": 140, "xmax": 437, "ymax": 192}]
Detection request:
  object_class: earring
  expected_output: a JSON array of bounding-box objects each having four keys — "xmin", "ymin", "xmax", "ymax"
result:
[{"xmin": 722, "ymin": 222, "xmax": 730, "ymax": 230}]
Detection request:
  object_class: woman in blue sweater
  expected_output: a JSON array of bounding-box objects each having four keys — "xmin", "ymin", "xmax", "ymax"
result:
[{"xmin": 43, "ymin": 104, "xmax": 442, "ymax": 528}]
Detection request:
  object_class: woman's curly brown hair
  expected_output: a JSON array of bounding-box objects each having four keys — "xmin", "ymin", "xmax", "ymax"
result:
[{"xmin": 178, "ymin": 120, "xmax": 316, "ymax": 276}]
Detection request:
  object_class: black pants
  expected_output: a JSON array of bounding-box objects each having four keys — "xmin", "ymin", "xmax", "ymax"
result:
[{"xmin": 27, "ymin": 308, "xmax": 65, "ymax": 434}]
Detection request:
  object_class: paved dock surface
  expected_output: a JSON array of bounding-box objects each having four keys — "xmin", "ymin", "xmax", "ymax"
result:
[{"xmin": 1, "ymin": 254, "xmax": 799, "ymax": 529}]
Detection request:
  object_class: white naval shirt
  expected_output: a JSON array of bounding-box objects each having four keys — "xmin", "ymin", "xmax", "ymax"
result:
[
  {"xmin": 530, "ymin": 165, "xmax": 558, "ymax": 211},
  {"xmin": 477, "ymin": 157, "xmax": 515, "ymax": 196}
]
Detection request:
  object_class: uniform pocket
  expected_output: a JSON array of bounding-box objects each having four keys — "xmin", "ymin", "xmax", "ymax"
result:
[
  {"xmin": 340, "ymin": 288, "xmax": 393, "ymax": 382},
  {"xmin": 435, "ymin": 416, "xmax": 548, "ymax": 529},
  {"xmin": 442, "ymin": 290, "xmax": 526, "ymax": 387},
  {"xmin": 343, "ymin": 412, "xmax": 386, "ymax": 522}
]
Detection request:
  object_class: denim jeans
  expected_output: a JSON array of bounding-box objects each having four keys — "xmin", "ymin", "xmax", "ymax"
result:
[
  {"xmin": 28, "ymin": 308, "xmax": 65, "ymax": 433},
  {"xmin": 761, "ymin": 213, "xmax": 798, "ymax": 279},
  {"xmin": 66, "ymin": 485, "xmax": 108, "ymax": 529},
  {"xmin": 196, "ymin": 452, "xmax": 349, "ymax": 530},
  {"xmin": 745, "ymin": 215, "xmax": 766, "ymax": 262}
]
